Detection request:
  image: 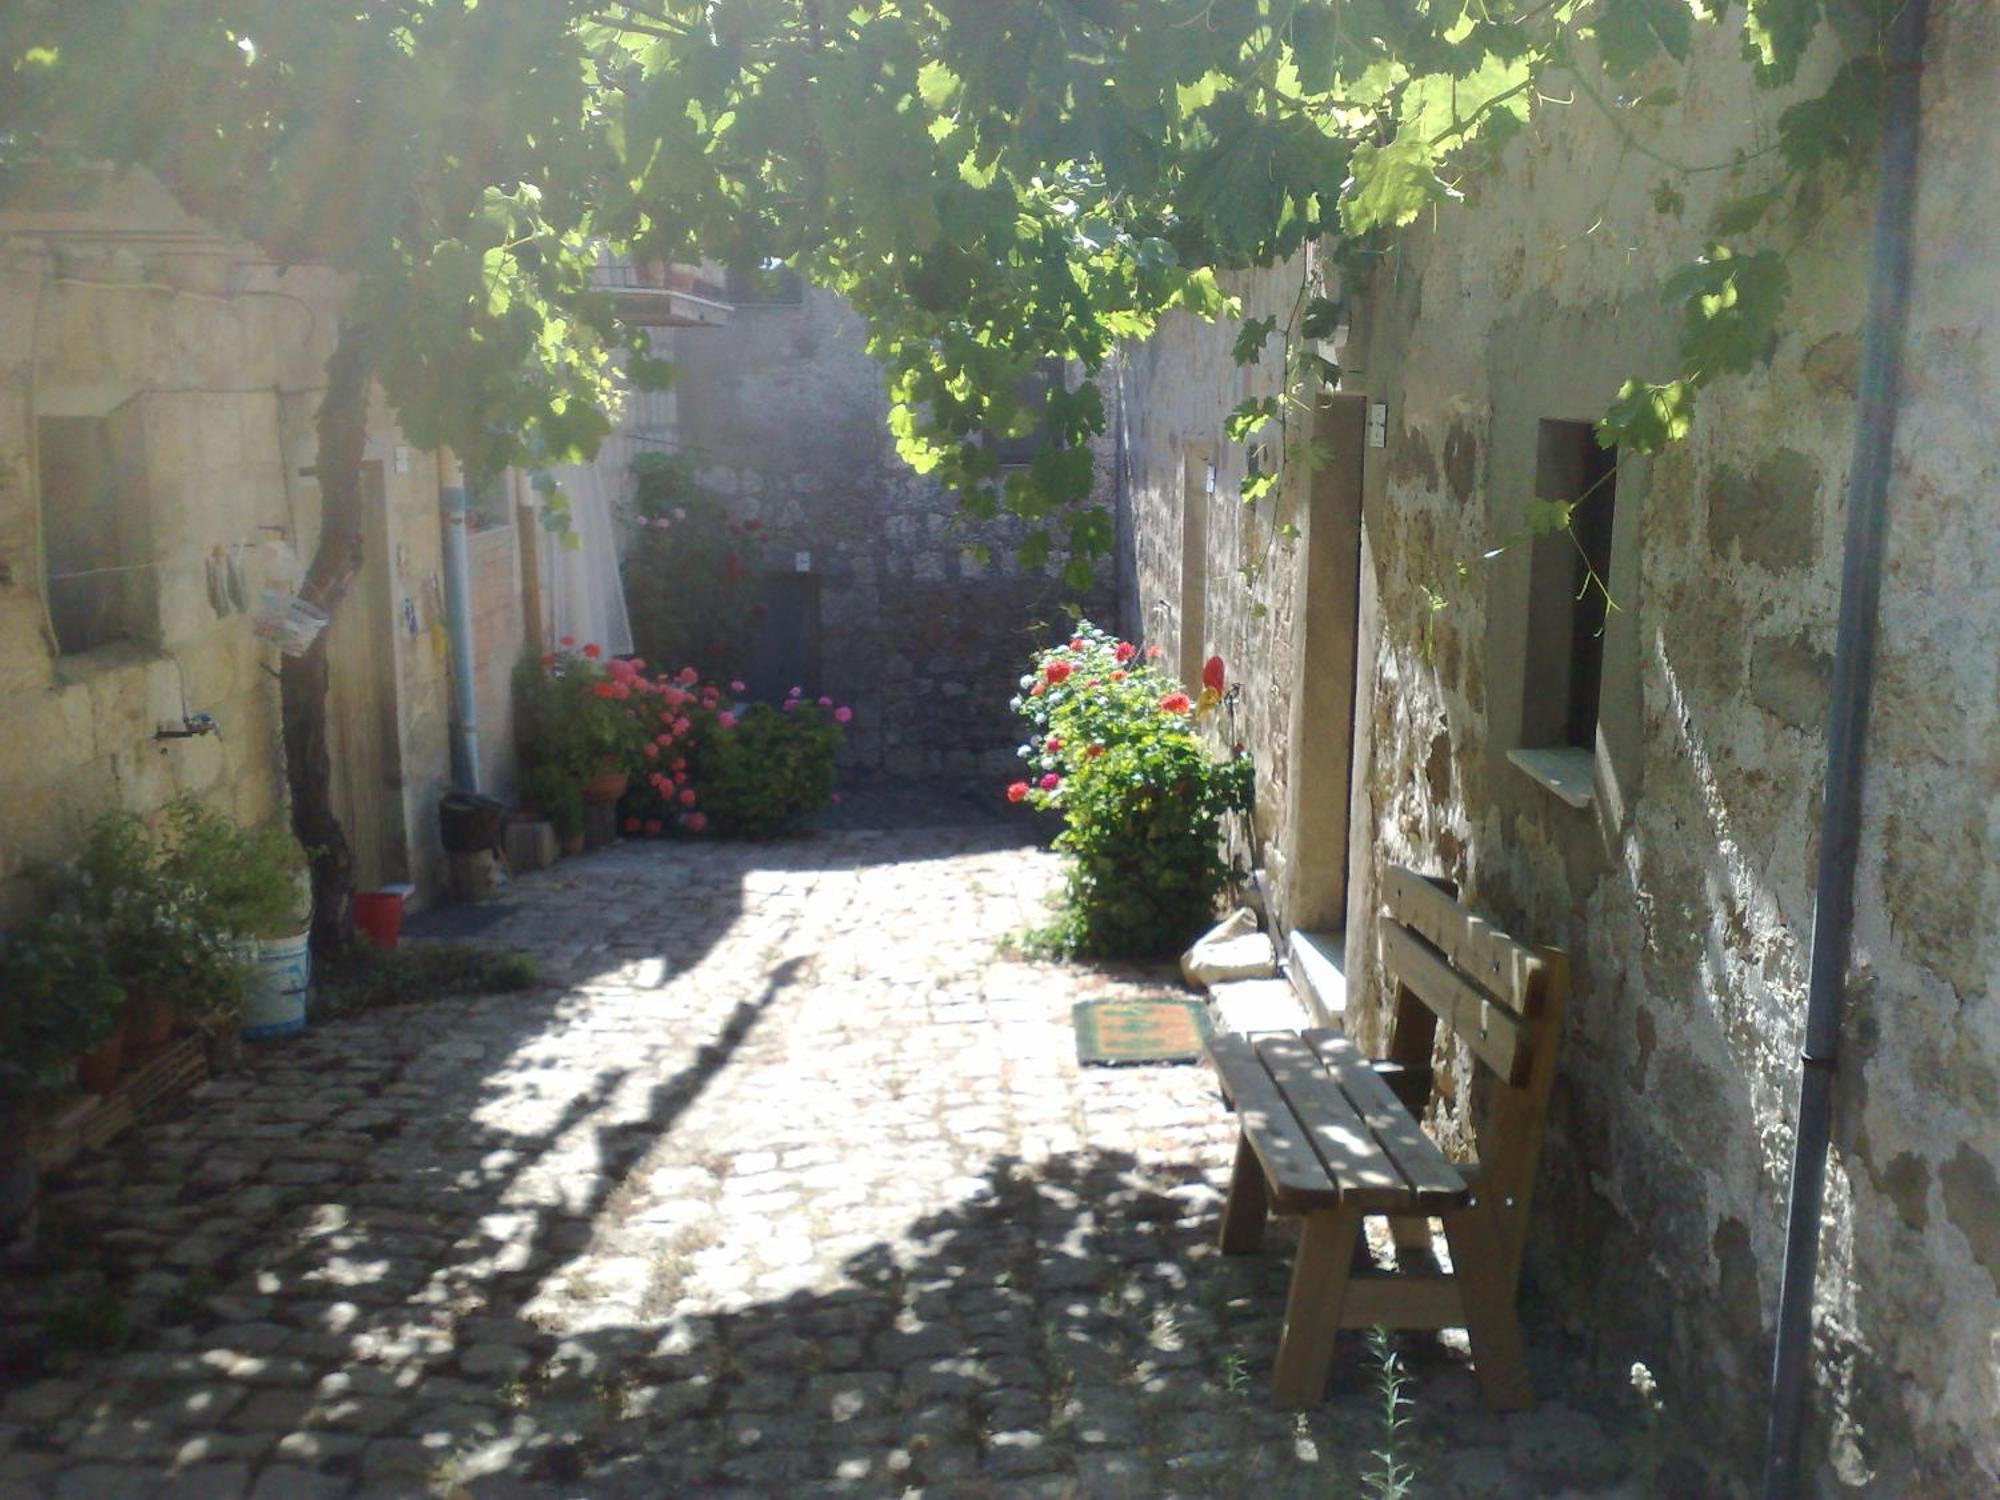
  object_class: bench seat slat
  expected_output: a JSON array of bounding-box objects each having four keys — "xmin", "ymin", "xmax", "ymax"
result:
[
  {"xmin": 1254, "ymin": 1035, "xmax": 1412, "ymax": 1211},
  {"xmin": 1206, "ymin": 1034, "xmax": 1337, "ymax": 1206},
  {"xmin": 1301, "ymin": 1029, "xmax": 1468, "ymax": 1206},
  {"xmin": 1380, "ymin": 919, "xmax": 1530, "ymax": 1085}
]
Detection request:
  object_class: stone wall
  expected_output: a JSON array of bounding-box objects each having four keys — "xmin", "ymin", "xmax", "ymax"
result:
[
  {"xmin": 662, "ymin": 288, "xmax": 1115, "ymax": 781},
  {"xmin": 1119, "ymin": 10, "xmax": 1998, "ymax": 1492},
  {"xmin": 0, "ymin": 174, "xmax": 520, "ymax": 917}
]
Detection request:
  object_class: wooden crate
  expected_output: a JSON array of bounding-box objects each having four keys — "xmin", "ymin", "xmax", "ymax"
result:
[{"xmin": 29, "ymin": 1034, "xmax": 209, "ymax": 1175}]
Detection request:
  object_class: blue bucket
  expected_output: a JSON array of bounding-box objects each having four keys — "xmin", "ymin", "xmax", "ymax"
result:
[{"xmin": 242, "ymin": 930, "xmax": 312, "ymax": 1040}]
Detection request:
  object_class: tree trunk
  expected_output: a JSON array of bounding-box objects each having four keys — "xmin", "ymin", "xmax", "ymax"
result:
[{"xmin": 282, "ymin": 320, "xmax": 371, "ymax": 956}]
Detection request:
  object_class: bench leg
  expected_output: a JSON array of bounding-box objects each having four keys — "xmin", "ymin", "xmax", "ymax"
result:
[
  {"xmin": 1440, "ymin": 1202, "xmax": 1535, "ymax": 1412},
  {"xmin": 1271, "ymin": 1203, "xmax": 1364, "ymax": 1407},
  {"xmin": 1219, "ymin": 1131, "xmax": 1270, "ymax": 1254}
]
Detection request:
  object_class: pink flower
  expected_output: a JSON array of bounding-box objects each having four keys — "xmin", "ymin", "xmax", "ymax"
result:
[
  {"xmin": 1160, "ymin": 691, "xmax": 1192, "ymax": 714},
  {"xmin": 643, "ymin": 742, "xmax": 659, "ymax": 760},
  {"xmin": 1114, "ymin": 641, "xmax": 1137, "ymax": 663},
  {"xmin": 677, "ymin": 666, "xmax": 699, "ymax": 685},
  {"xmin": 830, "ymin": 793, "xmax": 842, "ymax": 804},
  {"xmin": 685, "ymin": 812, "xmax": 707, "ymax": 833},
  {"xmin": 782, "ymin": 699, "xmax": 797, "ymax": 711},
  {"xmin": 582, "ymin": 643, "xmax": 601, "ymax": 659},
  {"xmin": 789, "ymin": 686, "xmax": 803, "ymax": 697},
  {"xmin": 833, "ymin": 706, "xmax": 852, "ymax": 724},
  {"xmin": 1045, "ymin": 735, "xmax": 1062, "ymax": 752},
  {"xmin": 655, "ymin": 733, "xmax": 672, "ymax": 746},
  {"xmin": 817, "ymin": 696, "xmax": 832, "ymax": 707},
  {"xmin": 1145, "ymin": 644, "xmax": 1164, "ymax": 660},
  {"xmin": 1006, "ymin": 781, "xmax": 1030, "ymax": 803},
  {"xmin": 673, "ymin": 718, "xmax": 691, "ymax": 737},
  {"xmin": 610, "ymin": 683, "xmax": 630, "ymax": 700},
  {"xmin": 559, "ymin": 635, "xmax": 575, "ymax": 647},
  {"xmin": 729, "ymin": 680, "xmax": 746, "ymax": 693},
  {"xmin": 1044, "ymin": 660, "xmax": 1072, "ymax": 685},
  {"xmin": 678, "ymin": 788, "xmax": 697, "ymax": 807},
  {"xmin": 671, "ymin": 758, "xmax": 685, "ymax": 771},
  {"xmin": 717, "ymin": 711, "xmax": 737, "ymax": 729},
  {"xmin": 1039, "ymin": 772, "xmax": 1061, "ymax": 791},
  {"xmin": 630, "ymin": 658, "xmax": 646, "ymax": 671}
]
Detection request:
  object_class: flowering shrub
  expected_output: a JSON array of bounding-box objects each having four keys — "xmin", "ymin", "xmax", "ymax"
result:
[
  {"xmin": 513, "ymin": 641, "xmax": 655, "ymax": 786},
  {"xmin": 1008, "ymin": 621, "xmax": 1252, "ymax": 958},
  {"xmin": 621, "ymin": 453, "xmax": 762, "ymax": 683}
]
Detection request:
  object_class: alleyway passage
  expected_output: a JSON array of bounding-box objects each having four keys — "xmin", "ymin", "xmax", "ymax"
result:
[{"xmin": 2, "ymin": 827, "xmax": 1639, "ymax": 1498}]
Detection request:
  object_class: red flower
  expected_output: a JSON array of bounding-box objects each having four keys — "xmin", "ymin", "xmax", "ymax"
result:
[
  {"xmin": 592, "ymin": 682, "xmax": 615, "ymax": 699},
  {"xmin": 685, "ymin": 812, "xmax": 707, "ymax": 833},
  {"xmin": 1045, "ymin": 660, "xmax": 1072, "ymax": 685},
  {"xmin": 1006, "ymin": 781, "xmax": 1030, "ymax": 803},
  {"xmin": 1160, "ymin": 691, "xmax": 1192, "ymax": 714},
  {"xmin": 1045, "ymin": 735, "xmax": 1062, "ymax": 752},
  {"xmin": 1038, "ymin": 772, "xmax": 1061, "ymax": 791},
  {"xmin": 559, "ymin": 635, "xmax": 575, "ymax": 647},
  {"xmin": 643, "ymin": 743, "xmax": 660, "ymax": 760},
  {"xmin": 1029, "ymin": 681, "xmax": 1046, "ymax": 697},
  {"xmin": 1086, "ymin": 744, "xmax": 1104, "ymax": 758},
  {"xmin": 1203, "ymin": 655, "xmax": 1226, "ymax": 694},
  {"xmin": 539, "ymin": 653, "xmax": 555, "ymax": 668},
  {"xmin": 644, "ymin": 818, "xmax": 664, "ymax": 836},
  {"xmin": 678, "ymin": 788, "xmax": 697, "ymax": 806},
  {"xmin": 1069, "ymin": 636, "xmax": 1085, "ymax": 650},
  {"xmin": 1114, "ymin": 641, "xmax": 1137, "ymax": 663},
  {"xmin": 582, "ymin": 643, "xmax": 602, "ymax": 659}
]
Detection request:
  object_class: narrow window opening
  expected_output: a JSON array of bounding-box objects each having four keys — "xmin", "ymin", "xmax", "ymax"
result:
[
  {"xmin": 39, "ymin": 413, "xmax": 153, "ymax": 656},
  {"xmin": 1520, "ymin": 419, "xmax": 1617, "ymax": 752}
]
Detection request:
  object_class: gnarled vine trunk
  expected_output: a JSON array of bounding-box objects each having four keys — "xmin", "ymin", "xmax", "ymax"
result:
[{"xmin": 282, "ymin": 321, "xmax": 371, "ymax": 956}]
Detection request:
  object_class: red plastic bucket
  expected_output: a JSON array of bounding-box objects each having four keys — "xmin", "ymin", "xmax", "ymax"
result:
[{"xmin": 352, "ymin": 890, "xmax": 404, "ymax": 949}]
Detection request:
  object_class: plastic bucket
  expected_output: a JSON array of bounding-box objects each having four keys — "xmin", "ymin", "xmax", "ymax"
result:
[
  {"xmin": 242, "ymin": 930, "xmax": 311, "ymax": 1041},
  {"xmin": 353, "ymin": 890, "xmax": 404, "ymax": 949}
]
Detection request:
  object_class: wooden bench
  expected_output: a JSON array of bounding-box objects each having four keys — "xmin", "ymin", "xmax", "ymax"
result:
[{"xmin": 1205, "ymin": 866, "xmax": 1567, "ymax": 1410}]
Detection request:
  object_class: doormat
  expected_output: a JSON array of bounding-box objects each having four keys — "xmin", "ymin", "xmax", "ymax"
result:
[{"xmin": 1073, "ymin": 998, "xmax": 1214, "ymax": 1067}]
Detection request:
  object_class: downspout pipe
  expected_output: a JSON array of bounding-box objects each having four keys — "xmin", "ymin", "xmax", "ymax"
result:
[
  {"xmin": 1762, "ymin": 4, "xmax": 1930, "ymax": 1495},
  {"xmin": 439, "ymin": 450, "xmax": 483, "ymax": 793}
]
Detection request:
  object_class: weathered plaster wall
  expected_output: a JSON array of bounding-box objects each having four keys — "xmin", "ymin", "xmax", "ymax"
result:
[
  {"xmin": 1122, "ymin": 8, "xmax": 1997, "ymax": 1491},
  {"xmin": 1121, "ymin": 261, "xmax": 1315, "ymax": 901},
  {"xmin": 664, "ymin": 288, "xmax": 1115, "ymax": 779},
  {"xmin": 0, "ymin": 176, "xmax": 515, "ymax": 917}
]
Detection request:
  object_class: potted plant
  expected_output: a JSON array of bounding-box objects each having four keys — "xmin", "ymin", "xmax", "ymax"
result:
[
  {"xmin": 61, "ymin": 806, "xmax": 259, "ymax": 1050},
  {"xmin": 521, "ymin": 764, "xmax": 586, "ymax": 856},
  {"xmin": 515, "ymin": 644, "xmax": 648, "ymax": 819},
  {"xmin": 1, "ymin": 912, "xmax": 126, "ymax": 1099},
  {"xmin": 158, "ymin": 799, "xmax": 308, "ymax": 1041}
]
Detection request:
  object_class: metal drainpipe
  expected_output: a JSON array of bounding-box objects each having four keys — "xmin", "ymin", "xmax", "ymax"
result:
[
  {"xmin": 1762, "ymin": 3, "xmax": 1930, "ymax": 1494},
  {"xmin": 438, "ymin": 449, "xmax": 483, "ymax": 793}
]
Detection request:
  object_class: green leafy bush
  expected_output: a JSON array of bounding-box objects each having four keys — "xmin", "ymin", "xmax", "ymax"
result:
[
  {"xmin": 621, "ymin": 454, "xmax": 762, "ymax": 684},
  {"xmin": 320, "ymin": 943, "xmax": 539, "ymax": 1014},
  {"xmin": 520, "ymin": 764, "xmax": 584, "ymax": 840},
  {"xmin": 1008, "ymin": 621, "xmax": 1252, "ymax": 959},
  {"xmin": 0, "ymin": 912, "xmax": 124, "ymax": 1109},
  {"xmin": 158, "ymin": 796, "xmax": 309, "ymax": 939},
  {"xmin": 693, "ymin": 699, "xmax": 844, "ymax": 839},
  {"xmin": 59, "ymin": 808, "xmax": 252, "ymax": 1032}
]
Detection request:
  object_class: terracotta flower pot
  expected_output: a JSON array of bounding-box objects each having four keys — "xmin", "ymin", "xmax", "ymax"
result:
[
  {"xmin": 128, "ymin": 993, "xmax": 176, "ymax": 1050},
  {"xmin": 580, "ymin": 770, "xmax": 630, "ymax": 804},
  {"xmin": 560, "ymin": 831, "xmax": 587, "ymax": 857},
  {"xmin": 78, "ymin": 1019, "xmax": 129, "ymax": 1095}
]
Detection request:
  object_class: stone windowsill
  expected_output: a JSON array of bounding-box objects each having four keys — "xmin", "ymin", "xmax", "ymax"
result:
[{"xmin": 1507, "ymin": 747, "xmax": 1594, "ymax": 809}]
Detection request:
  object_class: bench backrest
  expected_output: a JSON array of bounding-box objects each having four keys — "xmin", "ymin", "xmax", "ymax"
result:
[{"xmin": 1377, "ymin": 866, "xmax": 1567, "ymax": 1269}]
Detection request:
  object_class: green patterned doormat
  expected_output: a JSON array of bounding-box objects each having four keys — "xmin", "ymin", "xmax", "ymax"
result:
[{"xmin": 1073, "ymin": 998, "xmax": 1214, "ymax": 1066}]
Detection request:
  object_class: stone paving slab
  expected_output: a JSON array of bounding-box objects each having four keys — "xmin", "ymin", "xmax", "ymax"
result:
[{"xmin": 0, "ymin": 826, "xmax": 1643, "ymax": 1497}]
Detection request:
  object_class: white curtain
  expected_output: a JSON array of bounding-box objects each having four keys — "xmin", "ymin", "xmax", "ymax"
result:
[{"xmin": 537, "ymin": 460, "xmax": 633, "ymax": 657}]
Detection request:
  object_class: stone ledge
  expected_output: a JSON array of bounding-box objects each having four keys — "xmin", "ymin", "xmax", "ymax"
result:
[{"xmin": 1285, "ymin": 928, "xmax": 1347, "ymax": 1027}]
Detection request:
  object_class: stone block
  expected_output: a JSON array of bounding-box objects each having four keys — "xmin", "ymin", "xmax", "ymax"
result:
[
  {"xmin": 1180, "ymin": 909, "xmax": 1277, "ymax": 989},
  {"xmin": 1707, "ymin": 448, "xmax": 1821, "ymax": 573},
  {"xmin": 1750, "ymin": 633, "xmax": 1832, "ymax": 731},
  {"xmin": 504, "ymin": 818, "xmax": 558, "ymax": 872}
]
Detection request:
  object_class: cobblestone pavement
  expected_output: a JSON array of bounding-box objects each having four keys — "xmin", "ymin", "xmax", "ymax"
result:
[{"xmin": 1, "ymin": 827, "xmax": 1644, "ymax": 1498}]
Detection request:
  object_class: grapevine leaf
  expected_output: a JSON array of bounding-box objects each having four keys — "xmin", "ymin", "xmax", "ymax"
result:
[
  {"xmin": 1594, "ymin": 0, "xmax": 1695, "ymax": 74},
  {"xmin": 1300, "ymin": 295, "xmax": 1344, "ymax": 341},
  {"xmin": 1599, "ymin": 378, "xmax": 1697, "ymax": 453},
  {"xmin": 1232, "ymin": 314, "xmax": 1278, "ymax": 366}
]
